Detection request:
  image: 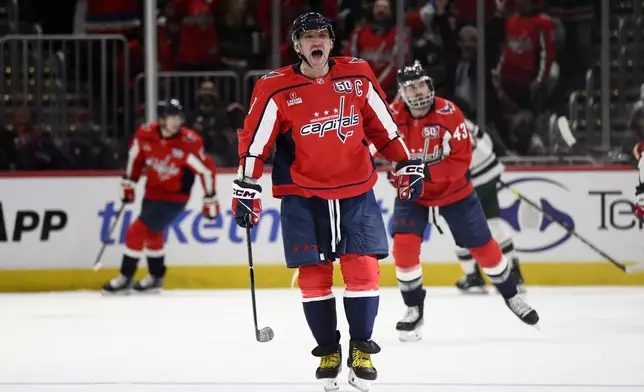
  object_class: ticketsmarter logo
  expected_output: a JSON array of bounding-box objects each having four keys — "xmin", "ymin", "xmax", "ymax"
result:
[{"xmin": 300, "ymin": 96, "xmax": 358, "ymax": 143}]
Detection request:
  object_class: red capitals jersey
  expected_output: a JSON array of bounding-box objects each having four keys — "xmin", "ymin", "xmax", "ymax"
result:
[
  {"xmin": 498, "ymin": 12, "xmax": 555, "ymax": 85},
  {"xmin": 125, "ymin": 124, "xmax": 216, "ymax": 202},
  {"xmin": 392, "ymin": 97, "xmax": 473, "ymax": 207},
  {"xmin": 238, "ymin": 57, "xmax": 410, "ymax": 200},
  {"xmin": 345, "ymin": 25, "xmax": 406, "ymax": 95}
]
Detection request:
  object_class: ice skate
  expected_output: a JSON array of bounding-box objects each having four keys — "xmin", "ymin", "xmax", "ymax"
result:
[
  {"xmin": 395, "ymin": 289, "xmax": 425, "ymax": 342},
  {"xmin": 312, "ymin": 336, "xmax": 342, "ymax": 392},
  {"xmin": 133, "ymin": 275, "xmax": 164, "ymax": 293},
  {"xmin": 101, "ymin": 275, "xmax": 133, "ymax": 295},
  {"xmin": 347, "ymin": 339, "xmax": 381, "ymax": 392},
  {"xmin": 455, "ymin": 264, "xmax": 488, "ymax": 294},
  {"xmin": 505, "ymin": 294, "xmax": 539, "ymax": 326},
  {"xmin": 511, "ymin": 258, "xmax": 526, "ymax": 294}
]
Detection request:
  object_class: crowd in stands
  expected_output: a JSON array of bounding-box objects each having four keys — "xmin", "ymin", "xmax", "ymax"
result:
[{"xmin": 1, "ymin": 0, "xmax": 601, "ymax": 171}]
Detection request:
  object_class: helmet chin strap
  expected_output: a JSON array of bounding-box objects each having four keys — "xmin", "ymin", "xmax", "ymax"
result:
[
  {"xmin": 297, "ymin": 51, "xmax": 312, "ymax": 68},
  {"xmin": 296, "ymin": 42, "xmax": 330, "ymax": 73}
]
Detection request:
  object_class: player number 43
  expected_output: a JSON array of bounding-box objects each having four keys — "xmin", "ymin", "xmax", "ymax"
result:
[{"xmin": 453, "ymin": 122, "xmax": 471, "ymax": 142}]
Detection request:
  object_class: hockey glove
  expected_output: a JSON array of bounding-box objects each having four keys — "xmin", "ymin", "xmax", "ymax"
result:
[
  {"xmin": 635, "ymin": 184, "xmax": 644, "ymax": 218},
  {"xmin": 394, "ymin": 159, "xmax": 425, "ymax": 201},
  {"xmin": 202, "ymin": 193, "xmax": 221, "ymax": 220},
  {"xmin": 120, "ymin": 177, "xmax": 135, "ymax": 204},
  {"xmin": 232, "ymin": 179, "xmax": 262, "ymax": 228}
]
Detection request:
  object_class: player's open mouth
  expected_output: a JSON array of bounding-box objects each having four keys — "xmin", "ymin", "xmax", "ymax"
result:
[{"xmin": 311, "ymin": 49, "xmax": 324, "ymax": 60}]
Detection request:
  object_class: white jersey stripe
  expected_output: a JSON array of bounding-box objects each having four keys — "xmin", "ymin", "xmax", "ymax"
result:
[
  {"xmin": 246, "ymin": 98, "xmax": 278, "ymax": 177},
  {"xmin": 366, "ymin": 81, "xmax": 398, "ymax": 140},
  {"xmin": 125, "ymin": 138, "xmax": 140, "ymax": 179},
  {"xmin": 248, "ymin": 98, "xmax": 278, "ymax": 155},
  {"xmin": 186, "ymin": 153, "xmax": 214, "ymax": 195}
]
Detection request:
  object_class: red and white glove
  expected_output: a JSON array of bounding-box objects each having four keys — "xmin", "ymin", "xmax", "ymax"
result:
[
  {"xmin": 232, "ymin": 179, "xmax": 263, "ymax": 228},
  {"xmin": 120, "ymin": 177, "xmax": 135, "ymax": 204},
  {"xmin": 203, "ymin": 193, "xmax": 221, "ymax": 220},
  {"xmin": 394, "ymin": 159, "xmax": 426, "ymax": 201}
]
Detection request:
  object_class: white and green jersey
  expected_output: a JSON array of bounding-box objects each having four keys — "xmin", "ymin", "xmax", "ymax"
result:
[{"xmin": 466, "ymin": 118, "xmax": 505, "ymax": 188}]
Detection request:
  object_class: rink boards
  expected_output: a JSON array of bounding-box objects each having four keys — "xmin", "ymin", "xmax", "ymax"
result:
[{"xmin": 0, "ymin": 167, "xmax": 643, "ymax": 291}]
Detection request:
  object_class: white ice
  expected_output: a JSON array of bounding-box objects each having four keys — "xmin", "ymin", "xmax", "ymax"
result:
[{"xmin": 1, "ymin": 287, "xmax": 643, "ymax": 392}]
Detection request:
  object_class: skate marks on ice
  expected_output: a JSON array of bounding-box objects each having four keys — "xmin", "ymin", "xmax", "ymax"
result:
[{"xmin": 1, "ymin": 288, "xmax": 644, "ymax": 392}]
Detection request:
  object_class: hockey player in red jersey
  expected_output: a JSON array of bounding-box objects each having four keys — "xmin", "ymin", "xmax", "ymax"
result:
[
  {"xmin": 388, "ymin": 62, "xmax": 539, "ymax": 341},
  {"xmin": 102, "ymin": 99, "xmax": 220, "ymax": 295},
  {"xmin": 231, "ymin": 12, "xmax": 424, "ymax": 392}
]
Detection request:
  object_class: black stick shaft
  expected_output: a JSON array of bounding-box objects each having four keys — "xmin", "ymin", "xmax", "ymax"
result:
[
  {"xmin": 94, "ymin": 204, "xmax": 125, "ymax": 267},
  {"xmin": 500, "ymin": 181, "xmax": 626, "ymax": 272},
  {"xmin": 246, "ymin": 225, "xmax": 260, "ymax": 331}
]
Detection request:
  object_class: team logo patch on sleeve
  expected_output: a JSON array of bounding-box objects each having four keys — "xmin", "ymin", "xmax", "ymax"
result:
[
  {"xmin": 436, "ymin": 102, "xmax": 455, "ymax": 114},
  {"xmin": 262, "ymin": 71, "xmax": 283, "ymax": 79}
]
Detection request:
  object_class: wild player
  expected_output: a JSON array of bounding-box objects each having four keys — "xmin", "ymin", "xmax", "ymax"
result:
[
  {"xmin": 454, "ymin": 119, "xmax": 526, "ymax": 294},
  {"xmin": 634, "ymin": 142, "xmax": 644, "ymax": 218},
  {"xmin": 231, "ymin": 12, "xmax": 424, "ymax": 392},
  {"xmin": 389, "ymin": 61, "xmax": 538, "ymax": 342},
  {"xmin": 102, "ymin": 99, "xmax": 220, "ymax": 295}
]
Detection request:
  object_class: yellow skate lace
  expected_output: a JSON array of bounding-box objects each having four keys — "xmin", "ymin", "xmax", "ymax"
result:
[
  {"xmin": 319, "ymin": 352, "xmax": 341, "ymax": 369},
  {"xmin": 351, "ymin": 348, "xmax": 373, "ymax": 369}
]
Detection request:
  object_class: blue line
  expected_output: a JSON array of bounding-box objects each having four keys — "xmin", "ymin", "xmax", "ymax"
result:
[{"xmin": 1, "ymin": 382, "xmax": 643, "ymax": 388}]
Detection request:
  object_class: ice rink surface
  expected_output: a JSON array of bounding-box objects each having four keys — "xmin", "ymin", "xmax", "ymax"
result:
[{"xmin": 1, "ymin": 287, "xmax": 644, "ymax": 392}]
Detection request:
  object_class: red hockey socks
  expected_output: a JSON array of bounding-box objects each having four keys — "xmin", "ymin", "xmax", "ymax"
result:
[
  {"xmin": 470, "ymin": 238, "xmax": 517, "ymax": 298},
  {"xmin": 340, "ymin": 254, "xmax": 380, "ymax": 341},
  {"xmin": 393, "ymin": 233, "xmax": 424, "ymax": 307},
  {"xmin": 298, "ymin": 262, "xmax": 338, "ymax": 346},
  {"xmin": 121, "ymin": 219, "xmax": 148, "ymax": 277}
]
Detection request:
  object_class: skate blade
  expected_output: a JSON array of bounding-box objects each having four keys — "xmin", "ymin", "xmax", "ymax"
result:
[
  {"xmin": 457, "ymin": 286, "xmax": 489, "ymax": 295},
  {"xmin": 321, "ymin": 377, "xmax": 339, "ymax": 392},
  {"xmin": 132, "ymin": 288, "xmax": 163, "ymax": 295},
  {"xmin": 100, "ymin": 289, "xmax": 132, "ymax": 296},
  {"xmin": 397, "ymin": 325, "xmax": 423, "ymax": 342},
  {"xmin": 348, "ymin": 369, "xmax": 373, "ymax": 392}
]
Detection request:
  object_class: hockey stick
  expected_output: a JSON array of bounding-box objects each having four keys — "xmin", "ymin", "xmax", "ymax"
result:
[
  {"xmin": 245, "ymin": 224, "xmax": 274, "ymax": 342},
  {"xmin": 93, "ymin": 204, "xmax": 126, "ymax": 271},
  {"xmin": 499, "ymin": 181, "xmax": 644, "ymax": 274}
]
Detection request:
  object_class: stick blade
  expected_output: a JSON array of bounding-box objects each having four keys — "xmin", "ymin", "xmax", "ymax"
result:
[
  {"xmin": 256, "ymin": 327, "xmax": 274, "ymax": 343},
  {"xmin": 93, "ymin": 262, "xmax": 103, "ymax": 271},
  {"xmin": 625, "ymin": 262, "xmax": 644, "ymax": 274}
]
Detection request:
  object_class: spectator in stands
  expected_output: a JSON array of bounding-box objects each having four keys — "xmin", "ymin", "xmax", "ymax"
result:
[
  {"xmin": 10, "ymin": 107, "xmax": 68, "ymax": 171},
  {"xmin": 63, "ymin": 111, "xmax": 123, "ymax": 169},
  {"xmin": 345, "ymin": 0, "xmax": 407, "ymax": 98},
  {"xmin": 173, "ymin": 0, "xmax": 221, "ymax": 71},
  {"xmin": 216, "ymin": 0, "xmax": 266, "ymax": 73},
  {"xmin": 83, "ymin": 0, "xmax": 142, "ymax": 39},
  {"xmin": 0, "ymin": 120, "xmax": 18, "ymax": 171},
  {"xmin": 492, "ymin": 0, "xmax": 556, "ymax": 154},
  {"xmin": 185, "ymin": 81, "xmax": 238, "ymax": 167}
]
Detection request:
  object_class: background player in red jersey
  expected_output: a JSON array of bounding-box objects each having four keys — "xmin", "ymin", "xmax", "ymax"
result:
[
  {"xmin": 102, "ymin": 99, "xmax": 220, "ymax": 295},
  {"xmin": 389, "ymin": 61, "xmax": 539, "ymax": 342},
  {"xmin": 231, "ymin": 12, "xmax": 424, "ymax": 392}
]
